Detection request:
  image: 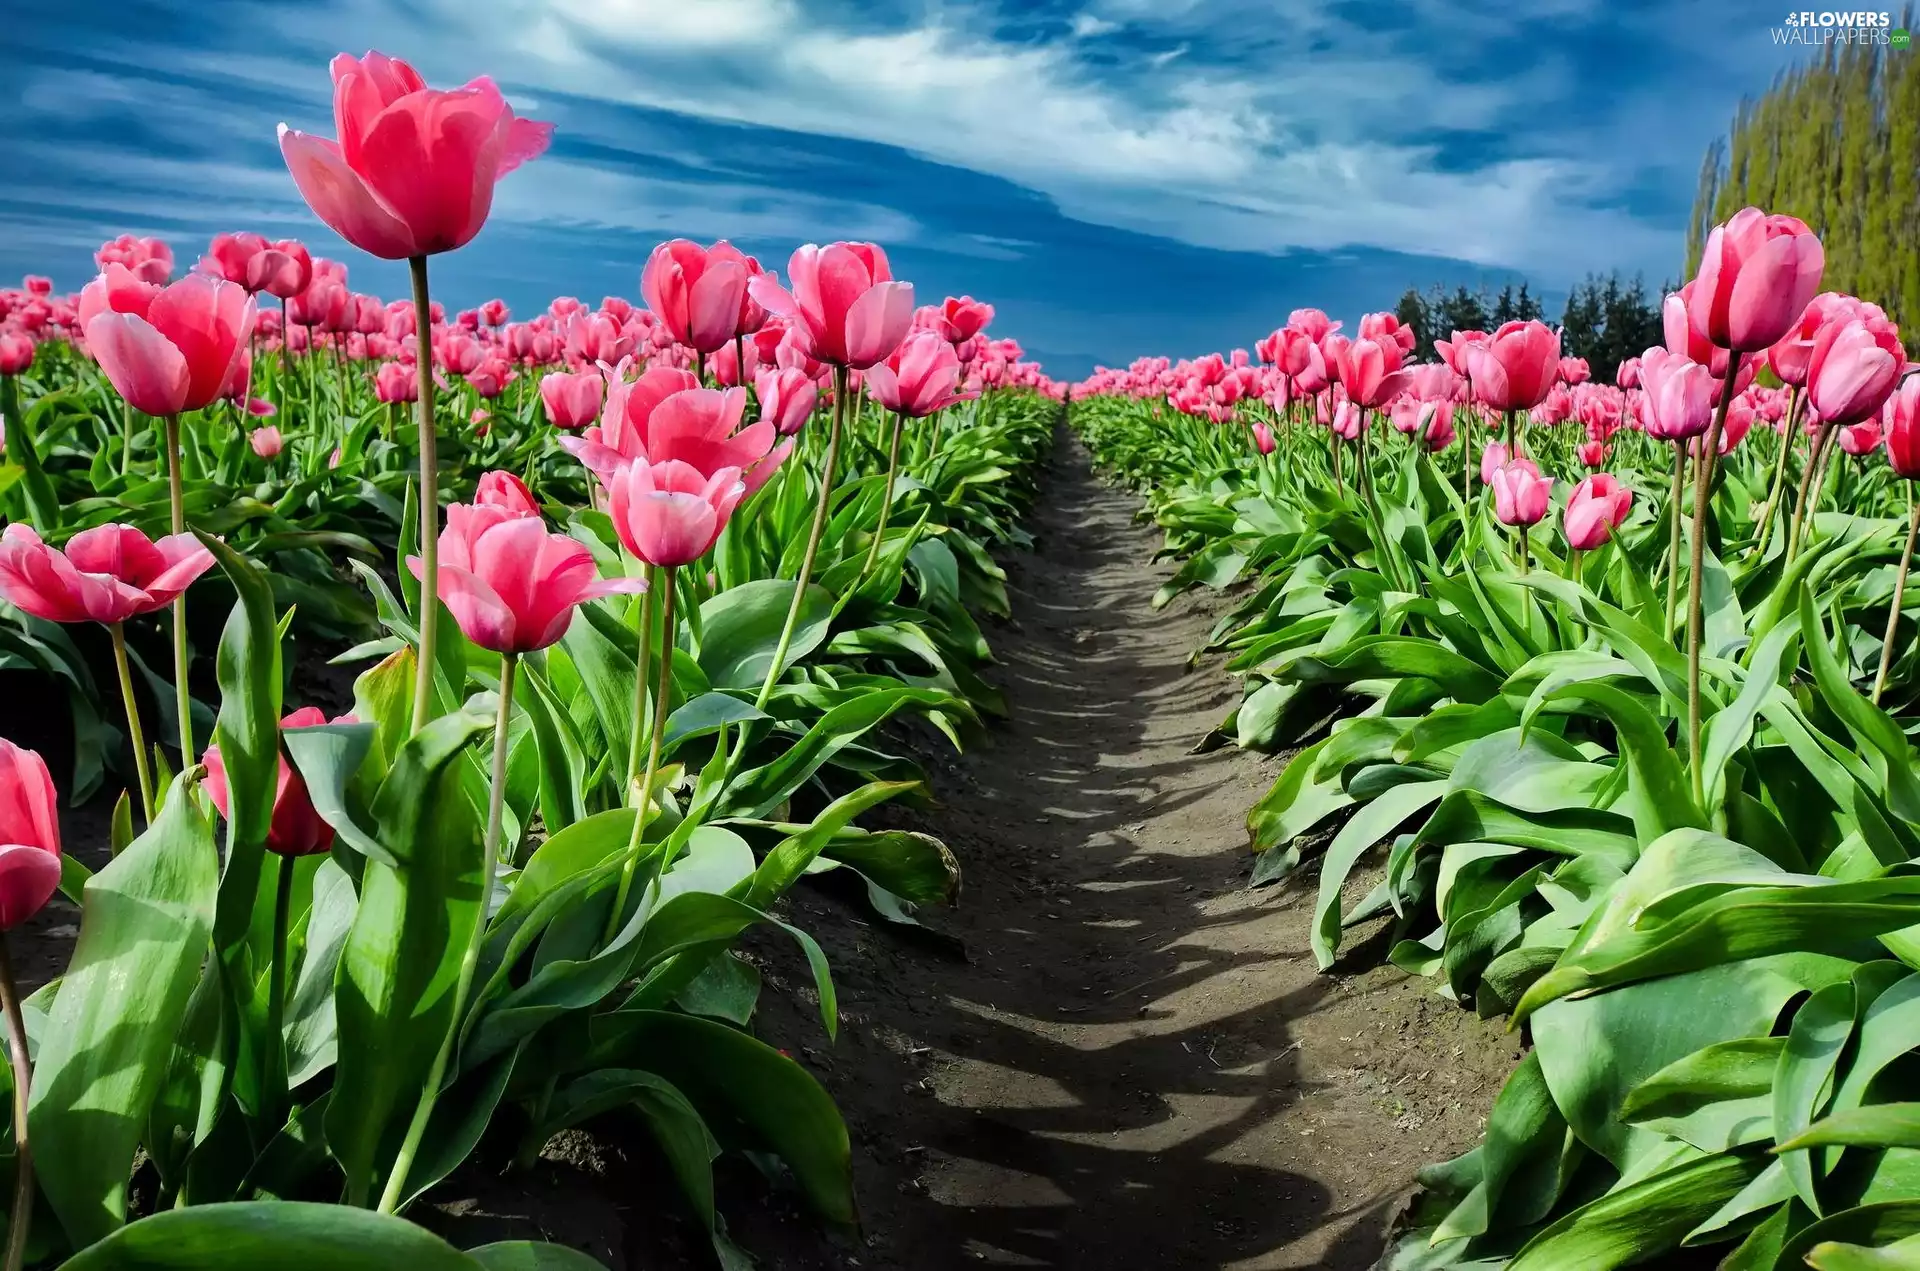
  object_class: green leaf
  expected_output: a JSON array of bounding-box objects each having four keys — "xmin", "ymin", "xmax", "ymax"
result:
[
  {"xmin": 27, "ymin": 775, "xmax": 219, "ymax": 1248},
  {"xmin": 1505, "ymin": 1151, "xmax": 1767, "ymax": 1271},
  {"xmin": 662, "ymin": 692, "xmax": 769, "ymax": 755},
  {"xmin": 1777, "ymin": 980, "xmax": 1859, "ymax": 1213},
  {"xmin": 59, "ymin": 1201, "xmax": 496, "ymax": 1270},
  {"xmin": 283, "ymin": 723, "xmax": 392, "ymax": 866},
  {"xmin": 1805, "ymin": 1236, "xmax": 1920, "ymax": 1271},
  {"xmin": 468, "ymin": 1242, "xmax": 612, "ymax": 1270},
  {"xmin": 1524, "ymin": 680, "xmax": 1706, "ymax": 842},
  {"xmin": 1781, "ymin": 1105, "xmax": 1920, "ymax": 1153},
  {"xmin": 587, "ymin": 1010, "xmax": 854, "ymax": 1225},
  {"xmin": 325, "ymin": 709, "xmax": 489, "ymax": 1207},
  {"xmin": 1312, "ymin": 779, "xmax": 1447, "ymax": 968},
  {"xmin": 723, "ymin": 690, "xmax": 954, "ymax": 818},
  {"xmin": 697, "ymin": 578, "xmax": 834, "ymax": 691},
  {"xmin": 198, "ymin": 533, "xmax": 284, "ymax": 851}
]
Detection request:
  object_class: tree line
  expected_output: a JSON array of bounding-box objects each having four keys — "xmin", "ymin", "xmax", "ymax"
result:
[{"xmin": 1392, "ymin": 273, "xmax": 1667, "ymax": 376}]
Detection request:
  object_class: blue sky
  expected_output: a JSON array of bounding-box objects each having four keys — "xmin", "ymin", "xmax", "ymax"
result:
[{"xmin": 1, "ymin": 0, "xmax": 1809, "ymax": 378}]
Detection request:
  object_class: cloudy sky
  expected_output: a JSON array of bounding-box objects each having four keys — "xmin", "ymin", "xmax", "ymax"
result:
[{"xmin": 2, "ymin": 0, "xmax": 1806, "ymax": 377}]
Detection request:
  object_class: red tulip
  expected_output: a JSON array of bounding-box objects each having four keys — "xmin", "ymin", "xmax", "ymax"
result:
[
  {"xmin": 748, "ymin": 242, "xmax": 912, "ymax": 370},
  {"xmin": 755, "ymin": 367, "xmax": 819, "ymax": 437},
  {"xmin": 22, "ymin": 277, "xmax": 52, "ymax": 297},
  {"xmin": 475, "ymin": 469, "xmax": 539, "ymax": 517},
  {"xmin": 1468, "ymin": 321, "xmax": 1560, "ymax": 411},
  {"xmin": 408, "ymin": 503, "xmax": 638, "ymax": 653},
  {"xmin": 0, "ymin": 522, "xmax": 214, "ymax": 625},
  {"xmin": 1564, "ymin": 473, "xmax": 1632, "ymax": 549},
  {"xmin": 203, "ymin": 707, "xmax": 354, "ymax": 856},
  {"xmin": 1688, "ymin": 207, "xmax": 1825, "ymax": 352},
  {"xmin": 0, "ymin": 739, "xmax": 61, "ymax": 929},
  {"xmin": 279, "ymin": 51, "xmax": 553, "ymax": 259},
  {"xmin": 1491, "ymin": 458, "xmax": 1552, "ymax": 528},
  {"xmin": 864, "ymin": 332, "xmax": 974, "ymax": 418},
  {"xmin": 81, "ymin": 272, "xmax": 255, "ymax": 417},
  {"xmin": 606, "ymin": 459, "xmax": 747, "ymax": 568},
  {"xmin": 941, "ymin": 296, "xmax": 994, "ymax": 343},
  {"xmin": 1637, "ymin": 347, "xmax": 1718, "ymax": 441},
  {"xmin": 0, "ymin": 328, "xmax": 33, "ymax": 376},
  {"xmin": 1577, "ymin": 439, "xmax": 1609, "ymax": 468},
  {"xmin": 539, "ymin": 370, "xmax": 605, "ymax": 430},
  {"xmin": 1807, "ymin": 317, "xmax": 1904, "ymax": 427}
]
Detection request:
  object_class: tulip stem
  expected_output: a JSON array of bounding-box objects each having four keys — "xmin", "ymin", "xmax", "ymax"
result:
[
  {"xmin": 1872, "ymin": 481, "xmax": 1919, "ymax": 705},
  {"xmin": 408, "ymin": 255, "xmax": 440, "ymax": 735},
  {"xmin": 1754, "ymin": 386, "xmax": 1801, "ymax": 558},
  {"xmin": 109, "ymin": 623, "xmax": 155, "ymax": 826},
  {"xmin": 863, "ymin": 409, "xmax": 907, "ymax": 575},
  {"xmin": 605, "ymin": 575, "xmax": 677, "ymax": 947},
  {"xmin": 753, "ymin": 366, "xmax": 847, "ymax": 711},
  {"xmin": 119, "ymin": 400, "xmax": 135, "ymax": 478},
  {"xmin": 378, "ymin": 651, "xmax": 518, "ymax": 1216},
  {"xmin": 1687, "ymin": 353, "xmax": 1741, "ymax": 808},
  {"xmin": 163, "ymin": 415, "xmax": 194, "ymax": 762},
  {"xmin": 626, "ymin": 565, "xmax": 658, "ymax": 795},
  {"xmin": 1664, "ymin": 443, "xmax": 1686, "ymax": 638},
  {"xmin": 263, "ymin": 852, "xmax": 294, "ymax": 1127},
  {"xmin": 1787, "ymin": 420, "xmax": 1837, "ymax": 565},
  {"xmin": 0, "ymin": 937, "xmax": 32, "ymax": 1271}
]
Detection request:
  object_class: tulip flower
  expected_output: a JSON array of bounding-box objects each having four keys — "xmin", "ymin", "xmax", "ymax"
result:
[
  {"xmin": 1564, "ymin": 473, "xmax": 1632, "ymax": 551},
  {"xmin": 203, "ymin": 707, "xmax": 355, "ymax": 857},
  {"xmin": 475, "ymin": 469, "xmax": 539, "ymax": 518},
  {"xmin": 1251, "ymin": 422, "xmax": 1276, "ymax": 456},
  {"xmin": 539, "ymin": 370, "xmax": 605, "ymax": 430},
  {"xmin": 1807, "ymin": 317, "xmax": 1903, "ymax": 428},
  {"xmin": 0, "ymin": 522, "xmax": 213, "ymax": 626},
  {"xmin": 1492, "ymin": 458, "xmax": 1551, "ymax": 527},
  {"xmin": 480, "ymin": 298, "xmax": 509, "ymax": 326},
  {"xmin": 1287, "ymin": 309, "xmax": 1338, "ymax": 341},
  {"xmin": 1578, "ymin": 439, "xmax": 1609, "ymax": 468},
  {"xmin": 566, "ymin": 377, "xmax": 775, "ymax": 490},
  {"xmin": 1636, "ymin": 348, "xmax": 1718, "ymax": 442},
  {"xmin": 81, "ymin": 272, "xmax": 255, "ymax": 418},
  {"xmin": 1467, "ymin": 320, "xmax": 1560, "ymax": 414},
  {"xmin": 1874, "ymin": 376, "xmax": 1920, "ymax": 702},
  {"xmin": 641, "ymin": 240, "xmax": 753, "ymax": 356},
  {"xmin": 1422, "ymin": 403, "xmax": 1457, "ymax": 453},
  {"xmin": 940, "ymin": 296, "xmax": 994, "ymax": 343},
  {"xmin": 199, "ymin": 233, "xmax": 314, "ymax": 298},
  {"xmin": 95, "ymin": 234, "xmax": 174, "ymax": 285},
  {"xmin": 1479, "ymin": 441, "xmax": 1509, "ymax": 485},
  {"xmin": 249, "ymin": 426, "xmax": 284, "ymax": 460},
  {"xmin": 748, "ymin": 242, "xmax": 912, "ymax": 370},
  {"xmin": 865, "ymin": 332, "xmax": 973, "ymax": 418},
  {"xmin": 755, "ymin": 367, "xmax": 819, "ymax": 437},
  {"xmin": 0, "ymin": 329, "xmax": 32, "ymax": 377},
  {"xmin": 563, "ymin": 312, "xmax": 635, "ymax": 366},
  {"xmin": 0, "ymin": 738, "xmax": 61, "ymax": 931},
  {"xmin": 1331, "ymin": 336, "xmax": 1411, "ymax": 408},
  {"xmin": 1558, "ymin": 357, "xmax": 1591, "ymax": 385},
  {"xmin": 279, "ymin": 51, "xmax": 552, "ymax": 260},
  {"xmin": 374, "ymin": 360, "xmax": 417, "ymax": 402},
  {"xmin": 605, "ymin": 459, "xmax": 747, "ymax": 570},
  {"xmin": 1687, "ymin": 207, "xmax": 1825, "ymax": 352},
  {"xmin": 1435, "ymin": 329, "xmax": 1488, "ymax": 378},
  {"xmin": 1615, "ymin": 357, "xmax": 1642, "ymax": 389}
]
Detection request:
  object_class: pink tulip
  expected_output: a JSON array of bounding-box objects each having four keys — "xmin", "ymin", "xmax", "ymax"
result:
[
  {"xmin": 1615, "ymin": 357, "xmax": 1642, "ymax": 389},
  {"xmin": 1765, "ymin": 293, "xmax": 1881, "ymax": 387},
  {"xmin": 539, "ymin": 370, "xmax": 605, "ymax": 430},
  {"xmin": 374, "ymin": 360, "xmax": 417, "ymax": 402},
  {"xmin": 640, "ymin": 239, "xmax": 749, "ymax": 355},
  {"xmin": 250, "ymin": 426, "xmax": 284, "ymax": 459},
  {"xmin": 1422, "ymin": 403, "xmax": 1457, "ymax": 452},
  {"xmin": 466, "ymin": 358, "xmax": 512, "ymax": 399},
  {"xmin": 1251, "ymin": 421, "xmax": 1276, "ymax": 455},
  {"xmin": 1636, "ymin": 347, "xmax": 1718, "ymax": 441},
  {"xmin": 1286, "ymin": 309, "xmax": 1338, "ymax": 341},
  {"xmin": 1807, "ymin": 317, "xmax": 1904, "ymax": 427},
  {"xmin": 203, "ymin": 708, "xmax": 354, "ymax": 857},
  {"xmin": 1468, "ymin": 321, "xmax": 1560, "ymax": 411},
  {"xmin": 1436, "ymin": 329, "xmax": 1489, "ymax": 378},
  {"xmin": 1687, "ymin": 207, "xmax": 1825, "ymax": 352},
  {"xmin": 1330, "ymin": 399, "xmax": 1362, "ymax": 440},
  {"xmin": 1558, "ymin": 357, "xmax": 1591, "ymax": 385},
  {"xmin": 1359, "ymin": 311, "xmax": 1417, "ymax": 355},
  {"xmin": 0, "ymin": 740, "xmax": 62, "ymax": 929},
  {"xmin": 475, "ymin": 469, "xmax": 539, "ymax": 517},
  {"xmin": 81, "ymin": 272, "xmax": 255, "ymax": 417},
  {"xmin": 246, "ymin": 396, "xmax": 277, "ymax": 417},
  {"xmin": 408, "ymin": 502, "xmax": 638, "ymax": 653},
  {"xmin": 1577, "ymin": 439, "xmax": 1609, "ymax": 468},
  {"xmin": 564, "ymin": 312, "xmax": 635, "ymax": 365},
  {"xmin": 279, "ymin": 51, "xmax": 553, "ymax": 259},
  {"xmin": 22, "ymin": 277, "xmax": 52, "ymax": 298},
  {"xmin": 1479, "ymin": 441, "xmax": 1509, "ymax": 485},
  {"xmin": 199, "ymin": 233, "xmax": 314, "ymax": 298},
  {"xmin": 865, "ymin": 332, "xmax": 974, "ymax": 418},
  {"xmin": 1838, "ymin": 418, "xmax": 1884, "ymax": 456},
  {"xmin": 606, "ymin": 459, "xmax": 748, "ymax": 567},
  {"xmin": 480, "ymin": 298, "xmax": 509, "ymax": 326},
  {"xmin": 561, "ymin": 365, "xmax": 696, "ymax": 478},
  {"xmin": 748, "ymin": 242, "xmax": 912, "ymax": 370},
  {"xmin": 1491, "ymin": 458, "xmax": 1552, "ymax": 528},
  {"xmin": 1331, "ymin": 336, "xmax": 1412, "ymax": 408},
  {"xmin": 0, "ymin": 522, "xmax": 214, "ymax": 625},
  {"xmin": 0, "ymin": 328, "xmax": 33, "ymax": 376},
  {"xmin": 95, "ymin": 234, "xmax": 174, "ymax": 286},
  {"xmin": 1885, "ymin": 378, "xmax": 1920, "ymax": 479},
  {"xmin": 941, "ymin": 296, "xmax": 994, "ymax": 343},
  {"xmin": 754, "ymin": 367, "xmax": 819, "ymax": 437},
  {"xmin": 1564, "ymin": 473, "xmax": 1632, "ymax": 549}
]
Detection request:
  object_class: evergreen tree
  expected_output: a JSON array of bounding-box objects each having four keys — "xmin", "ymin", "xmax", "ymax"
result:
[
  {"xmin": 1491, "ymin": 284, "xmax": 1515, "ymax": 326},
  {"xmin": 1394, "ymin": 287, "xmax": 1431, "ymax": 360},
  {"xmin": 1515, "ymin": 282, "xmax": 1543, "ymax": 322}
]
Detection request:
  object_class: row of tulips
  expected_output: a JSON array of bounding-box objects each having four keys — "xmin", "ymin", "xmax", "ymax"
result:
[
  {"xmin": 0, "ymin": 48, "xmax": 1062, "ymax": 1269},
  {"xmin": 1076, "ymin": 208, "xmax": 1920, "ymax": 1269}
]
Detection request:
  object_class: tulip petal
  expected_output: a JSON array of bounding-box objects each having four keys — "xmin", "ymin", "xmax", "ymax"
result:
[
  {"xmin": 844, "ymin": 281, "xmax": 915, "ymax": 370},
  {"xmin": 0, "ymin": 843, "xmax": 62, "ymax": 930},
  {"xmin": 280, "ymin": 125, "xmax": 419, "ymax": 260},
  {"xmin": 84, "ymin": 312, "xmax": 191, "ymax": 418}
]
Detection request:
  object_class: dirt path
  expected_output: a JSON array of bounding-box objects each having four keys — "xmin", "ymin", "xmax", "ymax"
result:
[{"xmin": 735, "ymin": 433, "xmax": 1517, "ymax": 1270}]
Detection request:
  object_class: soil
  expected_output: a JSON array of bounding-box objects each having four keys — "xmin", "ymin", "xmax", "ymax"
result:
[{"xmin": 9, "ymin": 431, "xmax": 1519, "ymax": 1270}]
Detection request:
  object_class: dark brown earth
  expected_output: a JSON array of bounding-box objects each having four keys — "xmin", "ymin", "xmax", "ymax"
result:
[{"xmin": 11, "ymin": 432, "xmax": 1518, "ymax": 1270}]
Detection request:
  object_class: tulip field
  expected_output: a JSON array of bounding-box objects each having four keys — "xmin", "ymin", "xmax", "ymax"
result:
[{"xmin": 5, "ymin": 42, "xmax": 1920, "ymax": 1271}]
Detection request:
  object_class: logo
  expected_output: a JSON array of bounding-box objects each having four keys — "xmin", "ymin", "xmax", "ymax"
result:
[
  {"xmin": 1895, "ymin": 27, "xmax": 1913, "ymax": 46},
  {"xmin": 1773, "ymin": 10, "xmax": 1898, "ymax": 43}
]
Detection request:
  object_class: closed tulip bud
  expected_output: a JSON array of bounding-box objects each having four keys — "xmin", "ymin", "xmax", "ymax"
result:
[
  {"xmin": 280, "ymin": 51, "xmax": 553, "ymax": 259},
  {"xmin": 466, "ymin": 357, "xmax": 513, "ymax": 399},
  {"xmin": 249, "ymin": 426, "xmax": 284, "ymax": 459},
  {"xmin": 1615, "ymin": 356, "xmax": 1641, "ymax": 389},
  {"xmin": 1469, "ymin": 321, "xmax": 1560, "ymax": 411},
  {"xmin": 1577, "ymin": 439, "xmax": 1609, "ymax": 468},
  {"xmin": 754, "ymin": 366, "xmax": 820, "ymax": 437},
  {"xmin": 539, "ymin": 370, "xmax": 605, "ymax": 430},
  {"xmin": 606, "ymin": 459, "xmax": 748, "ymax": 568},
  {"xmin": 1251, "ymin": 421, "xmax": 1276, "ymax": 455},
  {"xmin": 1838, "ymin": 418, "xmax": 1884, "ymax": 456},
  {"xmin": 0, "ymin": 327, "xmax": 33, "ymax": 376},
  {"xmin": 865, "ymin": 332, "xmax": 974, "ymax": 418},
  {"xmin": 749, "ymin": 242, "xmax": 912, "ymax": 370},
  {"xmin": 1480, "ymin": 441, "xmax": 1509, "ymax": 485},
  {"xmin": 22, "ymin": 277, "xmax": 52, "ymax": 297},
  {"xmin": 641, "ymin": 240, "xmax": 750, "ymax": 355},
  {"xmin": 0, "ymin": 739, "xmax": 62, "ymax": 929},
  {"xmin": 480, "ymin": 298, "xmax": 510, "ymax": 326},
  {"xmin": 204, "ymin": 708, "xmax": 356, "ymax": 857},
  {"xmin": 374, "ymin": 360, "xmax": 417, "ymax": 402},
  {"xmin": 1435, "ymin": 329, "xmax": 1488, "ymax": 378},
  {"xmin": 1492, "ymin": 459, "xmax": 1552, "ymax": 528},
  {"xmin": 1807, "ymin": 317, "xmax": 1904, "ymax": 427},
  {"xmin": 1422, "ymin": 403, "xmax": 1457, "ymax": 452},
  {"xmin": 475, "ymin": 469, "xmax": 539, "ymax": 518},
  {"xmin": 941, "ymin": 296, "xmax": 994, "ymax": 343},
  {"xmin": 1884, "ymin": 377, "xmax": 1920, "ymax": 479},
  {"xmin": 1563, "ymin": 473, "xmax": 1632, "ymax": 549},
  {"xmin": 1637, "ymin": 347, "xmax": 1719, "ymax": 441},
  {"xmin": 1332, "ymin": 336, "xmax": 1412, "ymax": 408},
  {"xmin": 0, "ymin": 522, "xmax": 214, "ymax": 624},
  {"xmin": 1688, "ymin": 207, "xmax": 1825, "ymax": 352},
  {"xmin": 1558, "ymin": 357, "xmax": 1590, "ymax": 385}
]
